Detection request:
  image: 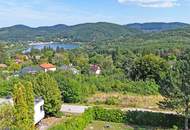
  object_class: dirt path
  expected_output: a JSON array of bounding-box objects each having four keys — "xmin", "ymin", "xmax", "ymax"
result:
[{"xmin": 61, "ymin": 104, "xmax": 176, "ymax": 114}]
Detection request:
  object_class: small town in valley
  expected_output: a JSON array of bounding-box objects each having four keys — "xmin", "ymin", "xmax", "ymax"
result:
[{"xmin": 0, "ymin": 0, "xmax": 190, "ymax": 130}]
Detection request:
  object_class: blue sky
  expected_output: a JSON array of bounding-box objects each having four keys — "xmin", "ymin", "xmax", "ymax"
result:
[{"xmin": 0, "ymin": 0, "xmax": 189, "ymax": 27}]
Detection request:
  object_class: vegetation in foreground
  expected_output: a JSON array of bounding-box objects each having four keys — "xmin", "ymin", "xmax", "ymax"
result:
[
  {"xmin": 1, "ymin": 23, "xmax": 190, "ymax": 129},
  {"xmin": 84, "ymin": 121, "xmax": 167, "ymax": 130}
]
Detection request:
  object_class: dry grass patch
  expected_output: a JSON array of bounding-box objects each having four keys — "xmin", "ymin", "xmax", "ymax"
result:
[{"xmin": 87, "ymin": 92, "xmax": 164, "ymax": 110}]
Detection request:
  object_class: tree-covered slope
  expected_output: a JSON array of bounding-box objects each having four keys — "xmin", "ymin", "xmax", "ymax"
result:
[
  {"xmin": 0, "ymin": 22, "xmax": 189, "ymax": 42},
  {"xmin": 0, "ymin": 24, "xmax": 69, "ymax": 41},
  {"xmin": 126, "ymin": 22, "xmax": 189, "ymax": 32},
  {"xmin": 63, "ymin": 22, "xmax": 140, "ymax": 42},
  {"xmin": 0, "ymin": 22, "xmax": 140, "ymax": 42},
  {"xmin": 97, "ymin": 25, "xmax": 190, "ymax": 51}
]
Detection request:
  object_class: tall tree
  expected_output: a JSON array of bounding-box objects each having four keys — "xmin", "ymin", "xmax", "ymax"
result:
[
  {"xmin": 161, "ymin": 50, "xmax": 190, "ymax": 130},
  {"xmin": 34, "ymin": 73, "xmax": 62, "ymax": 115},
  {"xmin": 13, "ymin": 83, "xmax": 32, "ymax": 130},
  {"xmin": 24, "ymin": 82, "xmax": 35, "ymax": 128},
  {"xmin": 0, "ymin": 104, "xmax": 14, "ymax": 129},
  {"xmin": 0, "ymin": 44, "xmax": 6, "ymax": 63},
  {"xmin": 130, "ymin": 54, "xmax": 169, "ymax": 84}
]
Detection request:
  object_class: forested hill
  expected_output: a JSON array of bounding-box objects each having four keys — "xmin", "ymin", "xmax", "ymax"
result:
[
  {"xmin": 0, "ymin": 22, "xmax": 189, "ymax": 42},
  {"xmin": 100, "ymin": 26, "xmax": 190, "ymax": 51},
  {"xmin": 0, "ymin": 22, "xmax": 140, "ymax": 42},
  {"xmin": 126, "ymin": 22, "xmax": 189, "ymax": 32}
]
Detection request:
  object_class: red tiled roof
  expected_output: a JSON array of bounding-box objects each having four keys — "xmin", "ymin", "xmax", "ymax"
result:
[{"xmin": 40, "ymin": 63, "xmax": 55, "ymax": 69}]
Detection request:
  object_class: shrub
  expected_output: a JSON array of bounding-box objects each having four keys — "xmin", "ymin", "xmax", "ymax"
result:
[
  {"xmin": 105, "ymin": 97, "xmax": 120, "ymax": 105},
  {"xmin": 0, "ymin": 104, "xmax": 14, "ymax": 129},
  {"xmin": 93, "ymin": 107, "xmax": 125, "ymax": 123},
  {"xmin": 49, "ymin": 109, "xmax": 94, "ymax": 130},
  {"xmin": 92, "ymin": 107, "xmax": 186, "ymax": 128},
  {"xmin": 49, "ymin": 107, "xmax": 188, "ymax": 130},
  {"xmin": 124, "ymin": 80, "xmax": 159, "ymax": 95},
  {"xmin": 125, "ymin": 111, "xmax": 184, "ymax": 128}
]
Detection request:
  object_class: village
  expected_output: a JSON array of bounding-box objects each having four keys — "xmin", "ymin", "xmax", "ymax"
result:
[
  {"xmin": 0, "ymin": 40, "xmax": 188, "ymax": 130},
  {"xmin": 1, "ymin": 0, "xmax": 190, "ymax": 129}
]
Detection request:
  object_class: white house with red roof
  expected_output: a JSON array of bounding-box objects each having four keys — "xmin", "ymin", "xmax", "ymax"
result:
[{"xmin": 40, "ymin": 63, "xmax": 56, "ymax": 72}]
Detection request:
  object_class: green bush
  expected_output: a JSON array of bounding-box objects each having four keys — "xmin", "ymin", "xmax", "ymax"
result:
[
  {"xmin": 93, "ymin": 107, "xmax": 186, "ymax": 128},
  {"xmin": 93, "ymin": 107, "xmax": 125, "ymax": 123},
  {"xmin": 125, "ymin": 111, "xmax": 185, "ymax": 128},
  {"xmin": 51, "ymin": 72, "xmax": 97, "ymax": 103},
  {"xmin": 49, "ymin": 107, "xmax": 188, "ymax": 130},
  {"xmin": 124, "ymin": 80, "xmax": 159, "ymax": 95},
  {"xmin": 49, "ymin": 109, "xmax": 94, "ymax": 130},
  {"xmin": 105, "ymin": 97, "xmax": 120, "ymax": 105}
]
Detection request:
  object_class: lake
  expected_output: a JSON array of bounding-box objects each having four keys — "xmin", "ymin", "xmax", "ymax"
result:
[{"xmin": 23, "ymin": 42, "xmax": 79, "ymax": 53}]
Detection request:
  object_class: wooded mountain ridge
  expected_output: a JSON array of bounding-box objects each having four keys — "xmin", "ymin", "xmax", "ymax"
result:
[{"xmin": 0, "ymin": 22, "xmax": 189, "ymax": 42}]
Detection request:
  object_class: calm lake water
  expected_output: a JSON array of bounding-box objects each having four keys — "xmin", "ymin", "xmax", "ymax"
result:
[{"xmin": 23, "ymin": 42, "xmax": 79, "ymax": 53}]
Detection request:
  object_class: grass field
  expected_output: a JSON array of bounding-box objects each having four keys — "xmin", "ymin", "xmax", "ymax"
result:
[
  {"xmin": 87, "ymin": 92, "xmax": 164, "ymax": 111},
  {"xmin": 84, "ymin": 121, "xmax": 167, "ymax": 130}
]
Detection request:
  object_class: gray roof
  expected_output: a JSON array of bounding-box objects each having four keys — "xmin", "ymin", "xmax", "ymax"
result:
[
  {"xmin": 58, "ymin": 65, "xmax": 80, "ymax": 74},
  {"xmin": 19, "ymin": 66, "xmax": 43, "ymax": 76}
]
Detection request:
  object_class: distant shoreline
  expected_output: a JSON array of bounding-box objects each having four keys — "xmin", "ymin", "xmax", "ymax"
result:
[
  {"xmin": 29, "ymin": 41, "xmax": 82, "ymax": 46},
  {"xmin": 29, "ymin": 42, "xmax": 54, "ymax": 46}
]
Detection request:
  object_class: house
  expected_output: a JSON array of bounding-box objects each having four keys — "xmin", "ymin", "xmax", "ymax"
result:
[
  {"xmin": 35, "ymin": 55, "xmax": 41, "ymax": 60},
  {"xmin": 15, "ymin": 58, "xmax": 22, "ymax": 64},
  {"xmin": 0, "ymin": 64, "xmax": 7, "ymax": 69},
  {"xmin": 90, "ymin": 64, "xmax": 101, "ymax": 75},
  {"xmin": 0, "ymin": 97, "xmax": 45, "ymax": 125},
  {"xmin": 58, "ymin": 65, "xmax": 80, "ymax": 74},
  {"xmin": 40, "ymin": 63, "xmax": 56, "ymax": 72},
  {"xmin": 19, "ymin": 66, "xmax": 43, "ymax": 76}
]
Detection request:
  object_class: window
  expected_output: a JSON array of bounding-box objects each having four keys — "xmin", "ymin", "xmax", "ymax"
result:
[{"xmin": 40, "ymin": 105, "xmax": 44, "ymax": 112}]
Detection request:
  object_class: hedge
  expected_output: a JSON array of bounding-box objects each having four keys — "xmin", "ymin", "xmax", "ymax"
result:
[
  {"xmin": 48, "ymin": 109, "xmax": 94, "ymax": 130},
  {"xmin": 93, "ymin": 107, "xmax": 124, "ymax": 123},
  {"xmin": 125, "ymin": 110, "xmax": 184, "ymax": 128},
  {"xmin": 93, "ymin": 107, "xmax": 185, "ymax": 128},
  {"xmin": 49, "ymin": 107, "xmax": 186, "ymax": 130}
]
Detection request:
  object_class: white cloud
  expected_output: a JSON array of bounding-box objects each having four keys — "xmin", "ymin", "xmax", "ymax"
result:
[{"xmin": 118, "ymin": 0, "xmax": 179, "ymax": 8}]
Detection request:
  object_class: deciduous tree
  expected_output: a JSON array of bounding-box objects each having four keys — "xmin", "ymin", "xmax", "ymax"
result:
[
  {"xmin": 34, "ymin": 73, "xmax": 62, "ymax": 115},
  {"xmin": 161, "ymin": 50, "xmax": 190, "ymax": 130}
]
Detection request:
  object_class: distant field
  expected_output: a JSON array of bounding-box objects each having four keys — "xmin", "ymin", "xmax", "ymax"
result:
[
  {"xmin": 87, "ymin": 92, "xmax": 164, "ymax": 111},
  {"xmin": 84, "ymin": 121, "xmax": 166, "ymax": 130}
]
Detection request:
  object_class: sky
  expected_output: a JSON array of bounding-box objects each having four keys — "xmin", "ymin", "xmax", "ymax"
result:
[{"xmin": 0, "ymin": 0, "xmax": 189, "ymax": 27}]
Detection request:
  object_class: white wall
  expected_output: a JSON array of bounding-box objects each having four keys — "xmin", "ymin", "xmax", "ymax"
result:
[
  {"xmin": 96, "ymin": 69, "xmax": 101, "ymax": 75},
  {"xmin": 48, "ymin": 67, "xmax": 56, "ymax": 72},
  {"xmin": 0, "ymin": 98, "xmax": 45, "ymax": 125},
  {"xmin": 34, "ymin": 100, "xmax": 45, "ymax": 124},
  {"xmin": 44, "ymin": 67, "xmax": 56, "ymax": 72}
]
